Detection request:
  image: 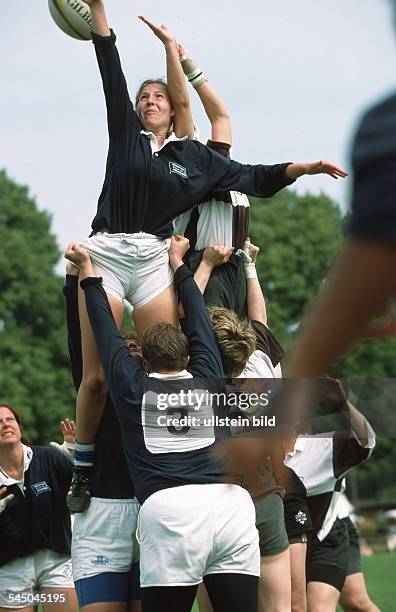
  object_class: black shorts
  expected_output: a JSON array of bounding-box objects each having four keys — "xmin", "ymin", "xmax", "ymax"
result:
[
  {"xmin": 283, "ymin": 493, "xmax": 313, "ymax": 542},
  {"xmin": 343, "ymin": 516, "xmax": 362, "ymax": 576},
  {"xmin": 306, "ymin": 517, "xmax": 350, "ymax": 592}
]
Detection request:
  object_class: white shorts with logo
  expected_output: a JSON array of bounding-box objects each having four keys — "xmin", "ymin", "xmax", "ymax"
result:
[
  {"xmin": 71, "ymin": 497, "xmax": 140, "ymax": 582},
  {"xmin": 0, "ymin": 550, "xmax": 73, "ymax": 609},
  {"xmin": 137, "ymin": 483, "xmax": 260, "ymax": 587},
  {"xmin": 81, "ymin": 232, "xmax": 173, "ymax": 308}
]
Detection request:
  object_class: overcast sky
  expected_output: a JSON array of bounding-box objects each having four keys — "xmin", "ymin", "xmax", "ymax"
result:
[{"xmin": 2, "ymin": 1, "xmax": 396, "ymax": 270}]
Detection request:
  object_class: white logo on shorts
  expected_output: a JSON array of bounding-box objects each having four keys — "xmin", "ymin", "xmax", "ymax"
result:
[
  {"xmin": 295, "ymin": 510, "xmax": 307, "ymax": 525},
  {"xmin": 169, "ymin": 162, "xmax": 188, "ymax": 179},
  {"xmin": 62, "ymin": 565, "xmax": 73, "ymax": 579},
  {"xmin": 91, "ymin": 555, "xmax": 110, "ymax": 566}
]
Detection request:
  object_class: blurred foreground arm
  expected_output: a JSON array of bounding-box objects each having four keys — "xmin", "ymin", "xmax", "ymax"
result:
[{"xmin": 288, "ymin": 240, "xmax": 396, "ymax": 377}]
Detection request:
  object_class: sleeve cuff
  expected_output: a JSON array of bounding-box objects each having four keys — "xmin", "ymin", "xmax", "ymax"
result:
[
  {"xmin": 91, "ymin": 28, "xmax": 116, "ymax": 45},
  {"xmin": 283, "ymin": 163, "xmax": 296, "ymax": 186},
  {"xmin": 206, "ymin": 140, "xmax": 231, "ymax": 158},
  {"xmin": 80, "ymin": 276, "xmax": 103, "ymax": 290},
  {"xmin": 173, "ymin": 264, "xmax": 193, "ymax": 287},
  {"xmin": 352, "ymin": 420, "xmax": 376, "ymax": 449}
]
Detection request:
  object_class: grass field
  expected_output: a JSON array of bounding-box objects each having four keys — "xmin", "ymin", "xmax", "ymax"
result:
[
  {"xmin": 36, "ymin": 552, "xmax": 394, "ymax": 611},
  {"xmin": 358, "ymin": 551, "xmax": 396, "ymax": 611},
  {"xmin": 191, "ymin": 552, "xmax": 396, "ymax": 612}
]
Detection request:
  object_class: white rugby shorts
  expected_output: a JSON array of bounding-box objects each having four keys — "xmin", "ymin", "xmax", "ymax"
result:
[
  {"xmin": 137, "ymin": 483, "xmax": 260, "ymax": 587},
  {"xmin": 71, "ymin": 496, "xmax": 140, "ymax": 582},
  {"xmin": 81, "ymin": 232, "xmax": 173, "ymax": 308},
  {"xmin": 0, "ymin": 550, "xmax": 73, "ymax": 609}
]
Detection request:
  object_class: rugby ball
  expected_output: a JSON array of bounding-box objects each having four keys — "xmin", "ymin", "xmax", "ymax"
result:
[{"xmin": 48, "ymin": 0, "xmax": 92, "ymax": 41}]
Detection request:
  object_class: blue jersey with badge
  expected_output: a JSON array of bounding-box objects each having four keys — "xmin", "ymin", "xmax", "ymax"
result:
[{"xmin": 0, "ymin": 446, "xmax": 72, "ymax": 566}]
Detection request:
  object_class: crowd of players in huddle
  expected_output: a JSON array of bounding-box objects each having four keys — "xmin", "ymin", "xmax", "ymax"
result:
[{"xmin": 0, "ymin": 1, "xmax": 385, "ymax": 611}]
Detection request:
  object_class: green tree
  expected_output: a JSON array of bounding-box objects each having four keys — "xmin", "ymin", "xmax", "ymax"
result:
[
  {"xmin": 0, "ymin": 169, "xmax": 74, "ymax": 442},
  {"xmin": 249, "ymin": 189, "xmax": 343, "ymax": 347}
]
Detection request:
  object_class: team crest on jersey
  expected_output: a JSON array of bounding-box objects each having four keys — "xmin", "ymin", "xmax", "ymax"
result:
[
  {"xmin": 31, "ymin": 481, "xmax": 51, "ymax": 496},
  {"xmin": 169, "ymin": 162, "xmax": 188, "ymax": 179},
  {"xmin": 295, "ymin": 510, "xmax": 308, "ymax": 525}
]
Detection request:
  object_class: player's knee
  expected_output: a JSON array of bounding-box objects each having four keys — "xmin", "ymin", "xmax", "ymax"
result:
[
  {"xmin": 292, "ymin": 601, "xmax": 306, "ymax": 612},
  {"xmin": 291, "ymin": 592, "xmax": 307, "ymax": 612}
]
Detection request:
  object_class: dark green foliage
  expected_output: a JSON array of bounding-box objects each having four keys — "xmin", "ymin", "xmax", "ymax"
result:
[
  {"xmin": 0, "ymin": 169, "xmax": 74, "ymax": 443},
  {"xmin": 249, "ymin": 189, "xmax": 343, "ymax": 347}
]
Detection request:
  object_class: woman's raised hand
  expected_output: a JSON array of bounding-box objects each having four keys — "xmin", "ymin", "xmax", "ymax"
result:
[{"xmin": 138, "ymin": 16, "xmax": 176, "ymax": 46}]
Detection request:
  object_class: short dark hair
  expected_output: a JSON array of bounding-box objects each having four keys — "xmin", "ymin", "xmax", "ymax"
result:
[
  {"xmin": 135, "ymin": 78, "xmax": 169, "ymax": 108},
  {"xmin": 142, "ymin": 322, "xmax": 188, "ymax": 372},
  {"xmin": 0, "ymin": 402, "xmax": 29, "ymax": 444}
]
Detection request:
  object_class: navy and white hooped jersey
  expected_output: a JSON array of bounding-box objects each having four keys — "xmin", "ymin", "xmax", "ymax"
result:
[
  {"xmin": 173, "ymin": 141, "xmax": 251, "ymax": 252},
  {"xmin": 81, "ymin": 265, "xmax": 228, "ymax": 504},
  {"xmin": 284, "ymin": 426, "xmax": 375, "ymax": 541}
]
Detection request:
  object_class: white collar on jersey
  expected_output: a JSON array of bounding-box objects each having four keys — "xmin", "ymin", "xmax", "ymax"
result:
[
  {"xmin": 0, "ymin": 444, "xmax": 33, "ymax": 491},
  {"xmin": 140, "ymin": 130, "xmax": 189, "ymax": 153},
  {"xmin": 148, "ymin": 370, "xmax": 193, "ymax": 380}
]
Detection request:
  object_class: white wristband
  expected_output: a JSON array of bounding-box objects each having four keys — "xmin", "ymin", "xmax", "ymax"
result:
[
  {"xmin": 50, "ymin": 441, "xmax": 75, "ymax": 460},
  {"xmin": 244, "ymin": 263, "xmax": 257, "ymax": 279}
]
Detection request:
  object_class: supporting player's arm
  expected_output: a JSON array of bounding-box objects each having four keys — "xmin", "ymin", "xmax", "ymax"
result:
[
  {"xmin": 84, "ymin": 0, "xmax": 110, "ymax": 36},
  {"xmin": 63, "ymin": 264, "xmax": 83, "ymax": 391},
  {"xmin": 193, "ymin": 245, "xmax": 234, "ymax": 294},
  {"xmin": 139, "ymin": 17, "xmax": 195, "ymax": 138},
  {"xmin": 169, "ymin": 236, "xmax": 224, "ymax": 377},
  {"xmin": 179, "ymin": 45, "xmax": 232, "ymax": 145},
  {"xmin": 244, "ymin": 240, "xmax": 268, "ymax": 325},
  {"xmin": 64, "ymin": 243, "xmax": 145, "ymax": 405}
]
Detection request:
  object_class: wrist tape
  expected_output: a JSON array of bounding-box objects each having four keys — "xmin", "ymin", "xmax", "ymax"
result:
[
  {"xmin": 180, "ymin": 55, "xmax": 207, "ymax": 88},
  {"xmin": 244, "ymin": 263, "xmax": 258, "ymax": 280}
]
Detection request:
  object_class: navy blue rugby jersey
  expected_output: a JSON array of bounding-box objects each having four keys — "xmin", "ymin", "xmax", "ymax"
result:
[
  {"xmin": 81, "ymin": 265, "xmax": 228, "ymax": 504},
  {"xmin": 349, "ymin": 92, "xmax": 396, "ymax": 242},
  {"xmin": 90, "ymin": 30, "xmax": 295, "ymax": 238},
  {"xmin": 63, "ymin": 275, "xmax": 135, "ymax": 499},
  {"xmin": 0, "ymin": 446, "xmax": 72, "ymax": 566}
]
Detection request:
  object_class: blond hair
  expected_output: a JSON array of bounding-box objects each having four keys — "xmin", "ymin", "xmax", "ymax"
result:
[{"xmin": 208, "ymin": 307, "xmax": 256, "ymax": 377}]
